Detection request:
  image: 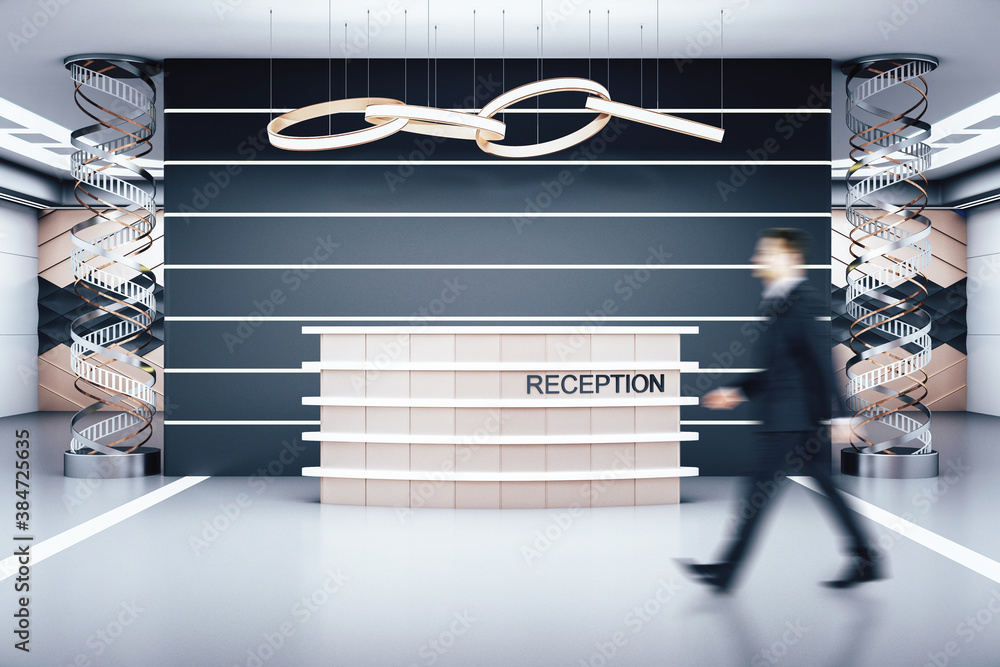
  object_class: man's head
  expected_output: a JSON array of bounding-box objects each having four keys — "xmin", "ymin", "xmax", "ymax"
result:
[{"xmin": 751, "ymin": 228, "xmax": 810, "ymax": 283}]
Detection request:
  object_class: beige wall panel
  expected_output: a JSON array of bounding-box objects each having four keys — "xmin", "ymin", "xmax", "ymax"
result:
[
  {"xmin": 410, "ymin": 407, "xmax": 455, "ymax": 436},
  {"xmin": 455, "ymin": 481, "xmax": 500, "ymax": 508},
  {"xmin": 321, "ymin": 478, "xmax": 365, "ymax": 505},
  {"xmin": 591, "ymin": 335, "xmax": 635, "ymax": 363},
  {"xmin": 546, "ymin": 334, "xmax": 591, "ymax": 363},
  {"xmin": 366, "ymin": 442, "xmax": 409, "ymax": 471},
  {"xmin": 546, "ymin": 481, "xmax": 591, "ymax": 508},
  {"xmin": 501, "ymin": 481, "xmax": 545, "ymax": 508},
  {"xmin": 591, "ymin": 480, "xmax": 635, "ymax": 507},
  {"xmin": 321, "ymin": 406, "xmax": 365, "ymax": 433},
  {"xmin": 410, "ymin": 334, "xmax": 455, "ymax": 362},
  {"xmin": 456, "ymin": 334, "xmax": 500, "ymax": 362},
  {"xmin": 929, "ymin": 386, "xmax": 966, "ymax": 411},
  {"xmin": 636, "ymin": 478, "xmax": 679, "ymax": 505},
  {"xmin": 320, "ymin": 334, "xmax": 365, "ymax": 362},
  {"xmin": 38, "ymin": 385, "xmax": 87, "ymax": 411},
  {"xmin": 321, "ymin": 442, "xmax": 365, "ymax": 469},
  {"xmin": 410, "ymin": 480, "xmax": 456, "ymax": 509},
  {"xmin": 366, "ymin": 479, "xmax": 409, "ymax": 507}
]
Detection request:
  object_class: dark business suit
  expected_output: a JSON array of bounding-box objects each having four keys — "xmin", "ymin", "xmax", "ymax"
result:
[{"xmin": 721, "ymin": 280, "xmax": 870, "ymax": 570}]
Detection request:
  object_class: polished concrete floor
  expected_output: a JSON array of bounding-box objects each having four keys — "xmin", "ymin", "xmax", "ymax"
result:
[{"xmin": 1, "ymin": 411, "xmax": 998, "ymax": 666}]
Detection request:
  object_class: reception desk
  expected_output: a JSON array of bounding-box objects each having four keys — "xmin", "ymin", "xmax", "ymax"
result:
[{"xmin": 301, "ymin": 327, "xmax": 699, "ymax": 508}]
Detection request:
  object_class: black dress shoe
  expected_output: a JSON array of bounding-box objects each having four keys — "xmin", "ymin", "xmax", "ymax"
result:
[
  {"xmin": 822, "ymin": 548, "xmax": 885, "ymax": 589},
  {"xmin": 675, "ymin": 559, "xmax": 736, "ymax": 593}
]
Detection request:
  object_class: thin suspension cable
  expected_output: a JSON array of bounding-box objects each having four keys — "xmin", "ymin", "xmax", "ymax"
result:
[
  {"xmin": 607, "ymin": 10, "xmax": 610, "ymax": 96},
  {"xmin": 404, "ymin": 10, "xmax": 408, "ymax": 104},
  {"xmin": 656, "ymin": 0, "xmax": 659, "ymax": 109},
  {"xmin": 720, "ymin": 8, "xmax": 725, "ymax": 129},
  {"xmin": 269, "ymin": 9, "xmax": 273, "ymax": 122},
  {"xmin": 427, "ymin": 0, "xmax": 431, "ymax": 106},
  {"xmin": 502, "ymin": 9, "xmax": 506, "ymax": 123},
  {"xmin": 472, "ymin": 10, "xmax": 476, "ymax": 107},
  {"xmin": 640, "ymin": 24, "xmax": 643, "ymax": 108},
  {"xmin": 536, "ymin": 25, "xmax": 540, "ymax": 144},
  {"xmin": 328, "ymin": 0, "xmax": 332, "ymax": 135},
  {"xmin": 540, "ymin": 0, "xmax": 544, "ymax": 80},
  {"xmin": 367, "ymin": 10, "xmax": 371, "ymax": 99},
  {"xmin": 434, "ymin": 25, "xmax": 438, "ymax": 108}
]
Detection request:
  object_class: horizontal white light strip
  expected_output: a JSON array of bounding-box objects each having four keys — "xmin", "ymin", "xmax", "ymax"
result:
[
  {"xmin": 791, "ymin": 477, "xmax": 1000, "ymax": 585},
  {"xmin": 680, "ymin": 420, "xmax": 762, "ymax": 426},
  {"xmin": 0, "ymin": 476, "xmax": 209, "ymax": 582},
  {"xmin": 165, "ymin": 420, "xmax": 320, "ymax": 426},
  {"xmin": 956, "ymin": 192, "xmax": 1000, "ymax": 209},
  {"xmin": 303, "ymin": 396, "xmax": 699, "ymax": 408},
  {"xmin": 162, "ymin": 363, "xmax": 707, "ymax": 373},
  {"xmin": 164, "ymin": 212, "xmax": 833, "ymax": 219},
  {"xmin": 302, "ymin": 466, "xmax": 700, "ymax": 482},
  {"xmin": 302, "ymin": 432, "xmax": 699, "ymax": 445},
  {"xmin": 165, "ymin": 160, "xmax": 831, "ymax": 167},
  {"xmin": 303, "ymin": 325, "xmax": 698, "ymax": 334},
  {"xmin": 166, "ymin": 316, "xmax": 829, "ymax": 323},
  {"xmin": 164, "ymin": 264, "xmax": 833, "ymax": 270},
  {"xmin": 299, "ymin": 361, "xmax": 699, "ymax": 371},
  {"xmin": 685, "ymin": 368, "xmax": 763, "ymax": 374},
  {"xmin": 0, "ymin": 192, "xmax": 47, "ymax": 209},
  {"xmin": 164, "ymin": 368, "xmax": 316, "ymax": 373},
  {"xmin": 165, "ymin": 108, "xmax": 831, "ymax": 115}
]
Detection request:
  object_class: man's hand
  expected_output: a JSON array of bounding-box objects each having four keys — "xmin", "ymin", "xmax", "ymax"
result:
[{"xmin": 703, "ymin": 387, "xmax": 745, "ymax": 410}]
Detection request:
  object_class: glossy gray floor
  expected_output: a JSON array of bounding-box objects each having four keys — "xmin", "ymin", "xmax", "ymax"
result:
[{"xmin": 1, "ymin": 412, "xmax": 999, "ymax": 666}]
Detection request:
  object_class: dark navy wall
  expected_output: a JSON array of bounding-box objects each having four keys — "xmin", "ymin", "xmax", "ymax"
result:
[{"xmin": 163, "ymin": 57, "xmax": 832, "ymax": 476}]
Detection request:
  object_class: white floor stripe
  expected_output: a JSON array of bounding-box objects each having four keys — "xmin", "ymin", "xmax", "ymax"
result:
[
  {"xmin": 0, "ymin": 476, "xmax": 209, "ymax": 582},
  {"xmin": 162, "ymin": 264, "xmax": 833, "ymax": 270},
  {"xmin": 790, "ymin": 476, "xmax": 1000, "ymax": 584}
]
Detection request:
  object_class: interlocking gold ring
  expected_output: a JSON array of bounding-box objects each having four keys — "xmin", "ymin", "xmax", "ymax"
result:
[
  {"xmin": 475, "ymin": 78, "xmax": 612, "ymax": 158},
  {"xmin": 267, "ymin": 97, "xmax": 407, "ymax": 151},
  {"xmin": 365, "ymin": 104, "xmax": 506, "ymax": 141},
  {"xmin": 584, "ymin": 97, "xmax": 725, "ymax": 143}
]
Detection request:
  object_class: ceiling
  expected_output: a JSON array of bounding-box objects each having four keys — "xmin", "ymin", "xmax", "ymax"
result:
[{"xmin": 2, "ymin": 0, "xmax": 1000, "ymax": 185}]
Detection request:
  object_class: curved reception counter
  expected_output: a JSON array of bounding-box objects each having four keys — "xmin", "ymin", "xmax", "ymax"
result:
[{"xmin": 301, "ymin": 327, "xmax": 700, "ymax": 508}]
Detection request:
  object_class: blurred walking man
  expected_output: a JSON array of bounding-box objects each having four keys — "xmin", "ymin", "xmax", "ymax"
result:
[{"xmin": 678, "ymin": 228, "xmax": 884, "ymax": 592}]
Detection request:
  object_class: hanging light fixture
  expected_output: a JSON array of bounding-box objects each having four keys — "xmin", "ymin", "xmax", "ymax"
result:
[{"xmin": 267, "ymin": 7, "xmax": 725, "ymax": 155}]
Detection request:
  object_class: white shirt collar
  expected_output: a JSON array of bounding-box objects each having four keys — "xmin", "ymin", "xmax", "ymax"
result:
[{"xmin": 762, "ymin": 276, "xmax": 806, "ymax": 301}]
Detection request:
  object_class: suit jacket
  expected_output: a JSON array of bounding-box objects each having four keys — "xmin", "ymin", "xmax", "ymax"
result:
[{"xmin": 733, "ymin": 282, "xmax": 847, "ymax": 432}]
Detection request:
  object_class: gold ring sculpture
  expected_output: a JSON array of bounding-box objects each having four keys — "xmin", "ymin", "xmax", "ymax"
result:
[{"xmin": 267, "ymin": 77, "xmax": 724, "ymax": 155}]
